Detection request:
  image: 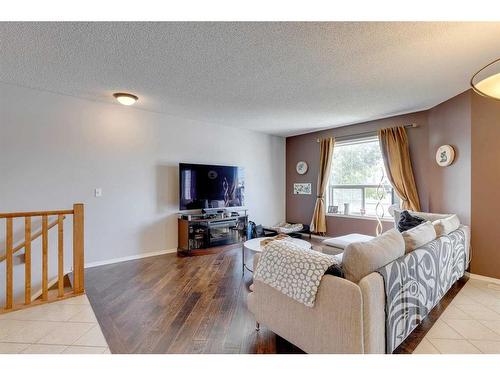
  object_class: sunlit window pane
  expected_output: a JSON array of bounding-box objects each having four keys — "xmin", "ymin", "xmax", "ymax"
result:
[
  {"xmin": 327, "ymin": 137, "xmax": 399, "ymax": 217},
  {"xmin": 331, "ymin": 188, "xmax": 363, "ymax": 213}
]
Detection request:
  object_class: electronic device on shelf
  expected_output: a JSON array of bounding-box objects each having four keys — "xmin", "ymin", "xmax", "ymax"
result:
[
  {"xmin": 202, "ymin": 208, "xmax": 224, "ymax": 215},
  {"xmin": 177, "ymin": 208, "xmax": 248, "ymax": 255}
]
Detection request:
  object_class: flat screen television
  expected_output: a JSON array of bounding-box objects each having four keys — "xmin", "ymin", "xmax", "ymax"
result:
[{"xmin": 179, "ymin": 163, "xmax": 245, "ymax": 211}]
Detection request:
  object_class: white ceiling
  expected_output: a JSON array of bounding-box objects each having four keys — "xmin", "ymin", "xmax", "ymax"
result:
[{"xmin": 1, "ymin": 22, "xmax": 500, "ymax": 136}]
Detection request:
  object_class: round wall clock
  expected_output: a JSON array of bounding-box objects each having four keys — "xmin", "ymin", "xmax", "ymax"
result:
[
  {"xmin": 296, "ymin": 161, "xmax": 308, "ymax": 175},
  {"xmin": 435, "ymin": 145, "xmax": 455, "ymax": 167}
]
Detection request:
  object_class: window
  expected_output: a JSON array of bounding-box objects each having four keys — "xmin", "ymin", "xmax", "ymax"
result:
[{"xmin": 327, "ymin": 136, "xmax": 399, "ymax": 218}]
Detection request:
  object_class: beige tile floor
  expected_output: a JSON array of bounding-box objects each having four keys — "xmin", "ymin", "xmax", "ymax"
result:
[
  {"xmin": 3, "ymin": 278, "xmax": 499, "ymax": 354},
  {"xmin": 0, "ymin": 294, "xmax": 110, "ymax": 354},
  {"xmin": 414, "ymin": 278, "xmax": 500, "ymax": 354}
]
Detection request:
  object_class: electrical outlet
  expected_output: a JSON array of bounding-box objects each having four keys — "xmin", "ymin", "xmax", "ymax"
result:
[{"xmin": 94, "ymin": 188, "xmax": 103, "ymax": 197}]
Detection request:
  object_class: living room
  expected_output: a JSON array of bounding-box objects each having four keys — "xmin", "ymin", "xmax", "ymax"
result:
[{"xmin": 2, "ymin": 1, "xmax": 500, "ymax": 373}]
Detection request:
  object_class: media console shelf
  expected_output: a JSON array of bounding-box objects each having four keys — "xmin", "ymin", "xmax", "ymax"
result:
[{"xmin": 177, "ymin": 209, "xmax": 248, "ymax": 256}]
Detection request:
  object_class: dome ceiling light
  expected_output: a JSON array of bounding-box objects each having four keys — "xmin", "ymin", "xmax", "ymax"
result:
[
  {"xmin": 471, "ymin": 58, "xmax": 500, "ymax": 101},
  {"xmin": 113, "ymin": 92, "xmax": 139, "ymax": 106}
]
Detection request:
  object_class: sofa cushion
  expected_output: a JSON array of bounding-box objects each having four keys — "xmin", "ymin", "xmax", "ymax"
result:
[
  {"xmin": 397, "ymin": 210, "xmax": 426, "ymax": 232},
  {"xmin": 342, "ymin": 229, "xmax": 405, "ymax": 283},
  {"xmin": 322, "ymin": 233, "xmax": 374, "ymax": 250},
  {"xmin": 433, "ymin": 214, "xmax": 460, "ymax": 236},
  {"xmin": 401, "ymin": 221, "xmax": 437, "ymax": 253}
]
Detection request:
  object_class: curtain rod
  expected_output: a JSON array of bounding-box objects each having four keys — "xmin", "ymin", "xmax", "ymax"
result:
[{"xmin": 316, "ymin": 123, "xmax": 418, "ymax": 143}]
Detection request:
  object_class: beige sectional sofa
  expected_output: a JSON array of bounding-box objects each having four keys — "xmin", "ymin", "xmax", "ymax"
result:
[
  {"xmin": 248, "ymin": 253, "xmax": 386, "ymax": 353},
  {"xmin": 247, "ymin": 212, "xmax": 470, "ymax": 354}
]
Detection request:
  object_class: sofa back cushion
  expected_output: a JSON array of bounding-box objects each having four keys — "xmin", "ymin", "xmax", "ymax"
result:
[
  {"xmin": 342, "ymin": 229, "xmax": 405, "ymax": 283},
  {"xmin": 402, "ymin": 221, "xmax": 437, "ymax": 253},
  {"xmin": 433, "ymin": 214, "xmax": 460, "ymax": 236}
]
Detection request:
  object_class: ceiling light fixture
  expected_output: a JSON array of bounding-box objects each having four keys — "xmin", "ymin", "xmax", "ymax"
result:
[
  {"xmin": 471, "ymin": 58, "xmax": 500, "ymax": 101},
  {"xmin": 113, "ymin": 92, "xmax": 139, "ymax": 106}
]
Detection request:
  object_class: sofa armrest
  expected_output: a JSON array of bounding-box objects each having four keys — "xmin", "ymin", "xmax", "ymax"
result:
[
  {"xmin": 358, "ymin": 272, "xmax": 385, "ymax": 353},
  {"xmin": 248, "ymin": 273, "xmax": 364, "ymax": 353}
]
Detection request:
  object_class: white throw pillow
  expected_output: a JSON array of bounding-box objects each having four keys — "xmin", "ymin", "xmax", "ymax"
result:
[
  {"xmin": 433, "ymin": 214, "xmax": 460, "ymax": 236},
  {"xmin": 402, "ymin": 221, "xmax": 437, "ymax": 253},
  {"xmin": 342, "ymin": 229, "xmax": 405, "ymax": 283}
]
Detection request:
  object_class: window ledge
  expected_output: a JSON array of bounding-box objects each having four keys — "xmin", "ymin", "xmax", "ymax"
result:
[{"xmin": 326, "ymin": 213, "xmax": 394, "ymax": 223}]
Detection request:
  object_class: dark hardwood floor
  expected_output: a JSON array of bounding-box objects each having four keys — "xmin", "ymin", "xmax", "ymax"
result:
[
  {"xmin": 85, "ymin": 242, "xmax": 466, "ymax": 354},
  {"xmin": 85, "ymin": 244, "xmax": 303, "ymax": 353}
]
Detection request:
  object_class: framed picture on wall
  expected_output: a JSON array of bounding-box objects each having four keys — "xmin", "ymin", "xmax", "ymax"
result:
[{"xmin": 293, "ymin": 183, "xmax": 312, "ymax": 195}]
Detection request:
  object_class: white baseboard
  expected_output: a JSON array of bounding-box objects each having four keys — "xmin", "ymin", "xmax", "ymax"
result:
[
  {"xmin": 84, "ymin": 248, "xmax": 178, "ymax": 269},
  {"xmin": 465, "ymin": 272, "xmax": 500, "ymax": 285}
]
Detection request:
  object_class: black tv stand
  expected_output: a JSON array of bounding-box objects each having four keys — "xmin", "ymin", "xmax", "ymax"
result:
[{"xmin": 177, "ymin": 209, "xmax": 248, "ymax": 255}]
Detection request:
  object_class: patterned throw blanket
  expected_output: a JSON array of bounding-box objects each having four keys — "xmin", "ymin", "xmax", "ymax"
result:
[
  {"xmin": 268, "ymin": 222, "xmax": 304, "ymax": 234},
  {"xmin": 254, "ymin": 240, "xmax": 337, "ymax": 307},
  {"xmin": 376, "ymin": 226, "xmax": 469, "ymax": 353}
]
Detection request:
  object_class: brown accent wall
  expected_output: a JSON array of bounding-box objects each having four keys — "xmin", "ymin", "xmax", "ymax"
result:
[
  {"xmin": 428, "ymin": 91, "xmax": 472, "ymax": 225},
  {"xmin": 286, "ymin": 111, "xmax": 429, "ymax": 237},
  {"xmin": 471, "ymin": 92, "xmax": 500, "ymax": 279},
  {"xmin": 286, "ymin": 89, "xmax": 500, "ymax": 278}
]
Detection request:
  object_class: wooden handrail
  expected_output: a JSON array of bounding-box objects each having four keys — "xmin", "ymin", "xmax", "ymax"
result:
[
  {"xmin": 72, "ymin": 204, "xmax": 84, "ymax": 294},
  {"xmin": 0, "ymin": 216, "xmax": 66, "ymax": 263},
  {"xmin": 1, "ymin": 203, "xmax": 84, "ymax": 314},
  {"xmin": 0, "ymin": 209, "xmax": 73, "ymax": 219},
  {"xmin": 6, "ymin": 218, "xmax": 13, "ymax": 309}
]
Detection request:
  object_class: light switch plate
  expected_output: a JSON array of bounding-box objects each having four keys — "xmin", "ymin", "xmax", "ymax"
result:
[{"xmin": 94, "ymin": 188, "xmax": 103, "ymax": 197}]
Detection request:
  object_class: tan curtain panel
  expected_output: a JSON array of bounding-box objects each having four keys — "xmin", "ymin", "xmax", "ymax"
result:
[
  {"xmin": 310, "ymin": 137, "xmax": 335, "ymax": 234},
  {"xmin": 378, "ymin": 127, "xmax": 421, "ymax": 211}
]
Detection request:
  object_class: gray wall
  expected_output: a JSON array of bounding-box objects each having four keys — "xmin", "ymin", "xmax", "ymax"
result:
[{"xmin": 0, "ymin": 83, "xmax": 286, "ymax": 268}]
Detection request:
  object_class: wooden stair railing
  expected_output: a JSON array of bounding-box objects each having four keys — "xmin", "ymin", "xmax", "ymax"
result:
[
  {"xmin": 0, "ymin": 215, "xmax": 66, "ymax": 263},
  {"xmin": 0, "ymin": 203, "xmax": 84, "ymax": 313}
]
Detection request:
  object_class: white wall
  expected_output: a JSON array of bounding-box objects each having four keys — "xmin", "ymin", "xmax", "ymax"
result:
[{"xmin": 0, "ymin": 83, "xmax": 286, "ymax": 270}]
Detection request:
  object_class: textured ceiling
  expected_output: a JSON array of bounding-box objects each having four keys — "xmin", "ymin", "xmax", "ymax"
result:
[{"xmin": 1, "ymin": 22, "xmax": 500, "ymax": 136}]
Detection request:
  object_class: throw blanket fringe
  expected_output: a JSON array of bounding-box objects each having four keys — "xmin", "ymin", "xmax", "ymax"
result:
[{"xmin": 254, "ymin": 240, "xmax": 337, "ymax": 307}]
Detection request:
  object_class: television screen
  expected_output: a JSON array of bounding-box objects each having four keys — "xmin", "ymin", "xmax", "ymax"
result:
[{"xmin": 179, "ymin": 163, "xmax": 245, "ymax": 210}]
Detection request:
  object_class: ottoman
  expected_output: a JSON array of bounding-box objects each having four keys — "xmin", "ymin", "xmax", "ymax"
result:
[{"xmin": 321, "ymin": 233, "xmax": 374, "ymax": 255}]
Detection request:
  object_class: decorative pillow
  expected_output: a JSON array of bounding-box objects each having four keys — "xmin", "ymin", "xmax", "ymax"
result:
[
  {"xmin": 433, "ymin": 214, "xmax": 460, "ymax": 236},
  {"xmin": 325, "ymin": 263, "xmax": 344, "ymax": 278},
  {"xmin": 402, "ymin": 221, "xmax": 437, "ymax": 253},
  {"xmin": 393, "ymin": 209, "xmax": 453, "ymax": 229},
  {"xmin": 342, "ymin": 229, "xmax": 405, "ymax": 283},
  {"xmin": 397, "ymin": 210, "xmax": 426, "ymax": 232}
]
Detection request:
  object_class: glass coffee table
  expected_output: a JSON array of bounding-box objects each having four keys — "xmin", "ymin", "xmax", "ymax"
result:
[{"xmin": 242, "ymin": 237, "xmax": 312, "ymax": 273}]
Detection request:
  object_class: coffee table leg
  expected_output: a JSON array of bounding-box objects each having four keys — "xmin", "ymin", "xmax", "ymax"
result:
[
  {"xmin": 242, "ymin": 245, "xmax": 255, "ymax": 274},
  {"xmin": 242, "ymin": 245, "xmax": 245, "ymax": 274}
]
